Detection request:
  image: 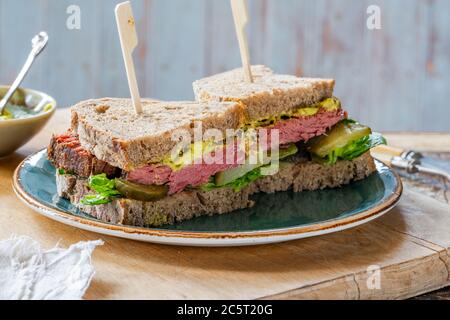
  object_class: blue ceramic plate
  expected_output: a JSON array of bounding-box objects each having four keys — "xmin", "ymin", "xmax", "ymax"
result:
[{"xmin": 13, "ymin": 150, "xmax": 402, "ymax": 247}]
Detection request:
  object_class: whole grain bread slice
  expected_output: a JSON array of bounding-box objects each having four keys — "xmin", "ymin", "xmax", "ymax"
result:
[
  {"xmin": 193, "ymin": 65, "xmax": 336, "ymax": 122},
  {"xmin": 56, "ymin": 152, "xmax": 377, "ymax": 227},
  {"xmin": 71, "ymin": 98, "xmax": 245, "ymax": 170}
]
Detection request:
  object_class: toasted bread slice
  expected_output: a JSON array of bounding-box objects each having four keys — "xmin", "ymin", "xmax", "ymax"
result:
[
  {"xmin": 70, "ymin": 98, "xmax": 245, "ymax": 170},
  {"xmin": 193, "ymin": 65, "xmax": 335, "ymax": 122},
  {"xmin": 56, "ymin": 153, "xmax": 376, "ymax": 227}
]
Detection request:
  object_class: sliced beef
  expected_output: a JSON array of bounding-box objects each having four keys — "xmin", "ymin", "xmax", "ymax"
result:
[
  {"xmin": 127, "ymin": 109, "xmax": 345, "ymax": 194},
  {"xmin": 271, "ymin": 109, "xmax": 345, "ymax": 145},
  {"xmin": 168, "ymin": 141, "xmax": 248, "ymax": 194},
  {"xmin": 128, "ymin": 140, "xmax": 246, "ymax": 194},
  {"xmin": 50, "ymin": 109, "xmax": 344, "ymax": 195},
  {"xmin": 48, "ymin": 131, "xmax": 120, "ymax": 178},
  {"xmin": 127, "ymin": 165, "xmax": 172, "ymax": 186}
]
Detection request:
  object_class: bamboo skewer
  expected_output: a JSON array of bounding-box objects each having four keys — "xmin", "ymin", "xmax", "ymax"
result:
[
  {"xmin": 230, "ymin": 0, "xmax": 253, "ymax": 83},
  {"xmin": 115, "ymin": 1, "xmax": 143, "ymax": 114}
]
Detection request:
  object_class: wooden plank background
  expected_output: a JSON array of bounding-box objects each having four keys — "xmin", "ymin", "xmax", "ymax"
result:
[{"xmin": 0, "ymin": 0, "xmax": 449, "ymax": 131}]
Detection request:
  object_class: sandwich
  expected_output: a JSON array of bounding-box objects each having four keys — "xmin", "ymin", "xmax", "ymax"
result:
[{"xmin": 48, "ymin": 66, "xmax": 385, "ymax": 227}]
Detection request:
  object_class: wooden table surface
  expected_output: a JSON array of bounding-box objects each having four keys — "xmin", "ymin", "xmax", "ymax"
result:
[{"xmin": 1, "ymin": 110, "xmax": 449, "ymax": 300}]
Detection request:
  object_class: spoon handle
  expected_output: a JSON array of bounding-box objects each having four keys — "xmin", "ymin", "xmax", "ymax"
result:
[
  {"xmin": 0, "ymin": 53, "xmax": 36, "ymax": 114},
  {"xmin": 0, "ymin": 32, "xmax": 48, "ymax": 114}
]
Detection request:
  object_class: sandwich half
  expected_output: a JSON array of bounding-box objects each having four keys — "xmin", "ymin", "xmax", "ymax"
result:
[{"xmin": 48, "ymin": 67, "xmax": 385, "ymax": 227}]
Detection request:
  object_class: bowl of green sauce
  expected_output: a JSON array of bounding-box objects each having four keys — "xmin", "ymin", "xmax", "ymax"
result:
[{"xmin": 0, "ymin": 86, "xmax": 56, "ymax": 157}]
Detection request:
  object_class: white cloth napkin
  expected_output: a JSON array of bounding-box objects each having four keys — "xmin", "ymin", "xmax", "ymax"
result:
[{"xmin": 0, "ymin": 235, "xmax": 103, "ymax": 300}]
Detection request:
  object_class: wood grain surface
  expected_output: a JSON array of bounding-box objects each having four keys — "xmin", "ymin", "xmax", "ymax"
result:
[
  {"xmin": 0, "ymin": 110, "xmax": 449, "ymax": 299},
  {"xmin": 1, "ymin": 0, "xmax": 450, "ymax": 131}
]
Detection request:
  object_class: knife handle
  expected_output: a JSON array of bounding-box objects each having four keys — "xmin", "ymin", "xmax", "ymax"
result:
[{"xmin": 371, "ymin": 145, "xmax": 405, "ymax": 166}]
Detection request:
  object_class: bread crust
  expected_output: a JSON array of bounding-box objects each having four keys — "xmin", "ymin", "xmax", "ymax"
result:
[
  {"xmin": 56, "ymin": 153, "xmax": 377, "ymax": 227},
  {"xmin": 72, "ymin": 66, "xmax": 335, "ymax": 170},
  {"xmin": 193, "ymin": 65, "xmax": 335, "ymax": 121},
  {"xmin": 71, "ymin": 98, "xmax": 246, "ymax": 170}
]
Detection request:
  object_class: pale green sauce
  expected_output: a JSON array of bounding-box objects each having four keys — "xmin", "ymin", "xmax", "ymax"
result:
[{"xmin": 0, "ymin": 103, "xmax": 51, "ymax": 120}]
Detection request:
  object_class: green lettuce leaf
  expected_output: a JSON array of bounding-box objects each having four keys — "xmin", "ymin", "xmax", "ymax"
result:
[
  {"xmin": 80, "ymin": 194, "xmax": 112, "ymax": 206},
  {"xmin": 201, "ymin": 144, "xmax": 298, "ymax": 193},
  {"xmin": 80, "ymin": 174, "xmax": 121, "ymax": 205},
  {"xmin": 322, "ymin": 133, "xmax": 387, "ymax": 165},
  {"xmin": 228, "ymin": 167, "xmax": 265, "ymax": 192},
  {"xmin": 201, "ymin": 166, "xmax": 265, "ymax": 193}
]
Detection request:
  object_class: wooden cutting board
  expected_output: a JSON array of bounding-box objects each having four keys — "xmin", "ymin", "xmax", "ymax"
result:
[{"xmin": 0, "ymin": 110, "xmax": 449, "ymax": 300}]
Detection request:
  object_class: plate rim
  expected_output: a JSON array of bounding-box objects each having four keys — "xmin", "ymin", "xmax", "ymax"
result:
[{"xmin": 12, "ymin": 149, "xmax": 403, "ymax": 242}]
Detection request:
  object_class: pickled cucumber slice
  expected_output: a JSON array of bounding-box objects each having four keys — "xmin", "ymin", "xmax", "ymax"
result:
[
  {"xmin": 277, "ymin": 143, "xmax": 299, "ymax": 159},
  {"xmin": 215, "ymin": 144, "xmax": 298, "ymax": 187},
  {"xmin": 115, "ymin": 179, "xmax": 168, "ymax": 202},
  {"xmin": 215, "ymin": 163, "xmax": 259, "ymax": 187},
  {"xmin": 308, "ymin": 120, "xmax": 372, "ymax": 158}
]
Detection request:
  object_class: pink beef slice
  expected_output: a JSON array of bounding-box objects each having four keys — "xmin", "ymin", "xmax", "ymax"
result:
[
  {"xmin": 273, "ymin": 109, "xmax": 345, "ymax": 145},
  {"xmin": 128, "ymin": 141, "xmax": 246, "ymax": 194},
  {"xmin": 127, "ymin": 109, "xmax": 345, "ymax": 194},
  {"xmin": 48, "ymin": 131, "xmax": 120, "ymax": 178},
  {"xmin": 127, "ymin": 165, "xmax": 172, "ymax": 186},
  {"xmin": 168, "ymin": 142, "xmax": 247, "ymax": 194},
  {"xmin": 168, "ymin": 163, "xmax": 235, "ymax": 194}
]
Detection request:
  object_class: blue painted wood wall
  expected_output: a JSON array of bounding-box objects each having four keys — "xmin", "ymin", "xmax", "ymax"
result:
[{"xmin": 0, "ymin": 0, "xmax": 449, "ymax": 131}]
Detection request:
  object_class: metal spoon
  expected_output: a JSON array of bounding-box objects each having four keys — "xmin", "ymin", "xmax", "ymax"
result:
[{"xmin": 0, "ymin": 32, "xmax": 49, "ymax": 115}]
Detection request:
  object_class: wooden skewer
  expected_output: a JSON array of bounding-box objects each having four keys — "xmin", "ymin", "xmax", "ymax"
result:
[
  {"xmin": 230, "ymin": 0, "xmax": 253, "ymax": 83},
  {"xmin": 115, "ymin": 1, "xmax": 143, "ymax": 114}
]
